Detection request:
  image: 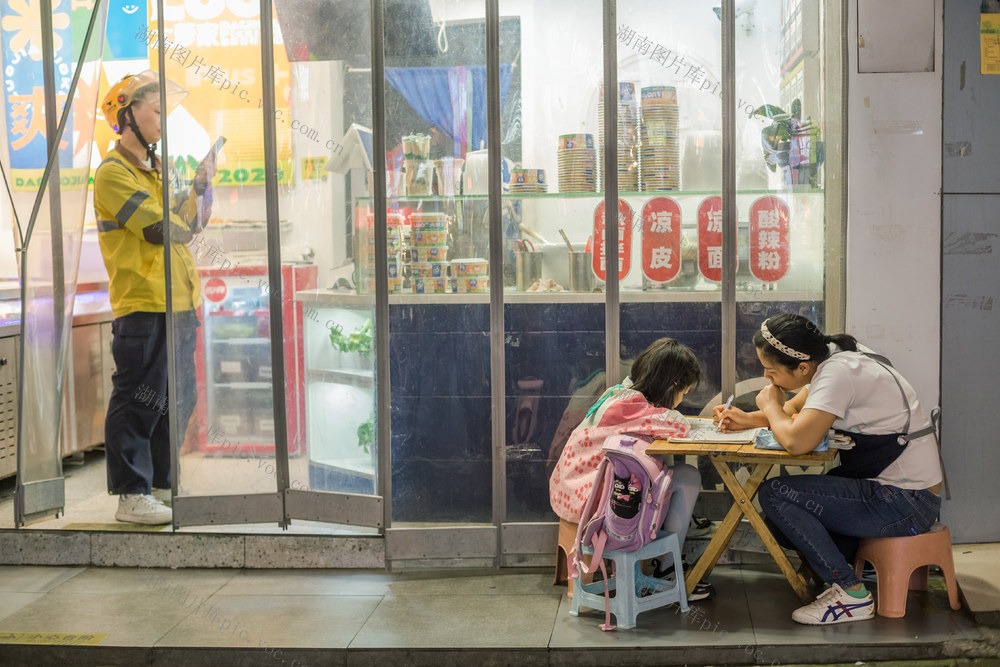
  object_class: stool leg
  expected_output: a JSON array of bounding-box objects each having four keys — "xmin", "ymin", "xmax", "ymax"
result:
[
  {"xmin": 614, "ymin": 555, "xmax": 636, "ymax": 630},
  {"xmin": 874, "ymin": 565, "xmax": 912, "ymax": 618},
  {"xmin": 942, "ymin": 566, "xmax": 961, "ymax": 611},
  {"xmin": 938, "ymin": 552, "xmax": 962, "ymax": 611},
  {"xmin": 555, "ymin": 546, "xmax": 568, "ymax": 586},
  {"xmin": 569, "ymin": 577, "xmax": 581, "ymax": 617}
]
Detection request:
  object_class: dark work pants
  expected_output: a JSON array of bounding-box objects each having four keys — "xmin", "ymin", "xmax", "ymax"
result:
[{"xmin": 105, "ymin": 310, "xmax": 199, "ymax": 495}]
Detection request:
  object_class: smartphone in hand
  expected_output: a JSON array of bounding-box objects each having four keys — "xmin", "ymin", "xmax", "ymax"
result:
[
  {"xmin": 207, "ymin": 136, "xmax": 226, "ymax": 162},
  {"xmin": 194, "ymin": 136, "xmax": 225, "ymax": 194}
]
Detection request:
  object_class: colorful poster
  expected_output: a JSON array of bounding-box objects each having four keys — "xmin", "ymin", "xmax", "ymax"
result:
[
  {"xmin": 640, "ymin": 196, "xmax": 681, "ymax": 284},
  {"xmin": 982, "ymin": 13, "xmax": 1000, "ymax": 75},
  {"xmin": 1, "ymin": 0, "xmax": 74, "ymax": 188},
  {"xmin": 748, "ymin": 196, "xmax": 790, "ymax": 283},
  {"xmin": 592, "ymin": 199, "xmax": 633, "ymax": 282},
  {"xmin": 143, "ymin": 0, "xmax": 294, "ymax": 186}
]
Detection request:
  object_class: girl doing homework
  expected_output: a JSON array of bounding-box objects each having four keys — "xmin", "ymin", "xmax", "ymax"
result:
[
  {"xmin": 715, "ymin": 313, "xmax": 943, "ymax": 625},
  {"xmin": 549, "ymin": 337, "xmax": 714, "ymax": 600}
]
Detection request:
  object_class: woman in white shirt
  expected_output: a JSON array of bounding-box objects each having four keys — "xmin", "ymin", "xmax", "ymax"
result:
[{"xmin": 716, "ymin": 313, "xmax": 943, "ymax": 626}]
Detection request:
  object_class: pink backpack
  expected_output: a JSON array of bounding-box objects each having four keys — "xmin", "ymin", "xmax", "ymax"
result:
[{"xmin": 568, "ymin": 434, "xmax": 674, "ymax": 630}]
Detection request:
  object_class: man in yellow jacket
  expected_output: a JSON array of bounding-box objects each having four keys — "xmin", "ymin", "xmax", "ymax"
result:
[{"xmin": 94, "ymin": 70, "xmax": 213, "ymax": 524}]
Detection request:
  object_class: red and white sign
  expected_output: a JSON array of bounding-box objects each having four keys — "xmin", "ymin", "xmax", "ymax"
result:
[
  {"xmin": 204, "ymin": 277, "xmax": 228, "ymax": 303},
  {"xmin": 749, "ymin": 196, "xmax": 790, "ymax": 283},
  {"xmin": 593, "ymin": 199, "xmax": 634, "ymax": 281},
  {"xmin": 641, "ymin": 197, "xmax": 682, "ymax": 283},
  {"xmin": 697, "ymin": 196, "xmax": 724, "ymax": 282}
]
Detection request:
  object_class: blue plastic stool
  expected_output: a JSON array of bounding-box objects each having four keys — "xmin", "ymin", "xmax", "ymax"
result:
[{"xmin": 570, "ymin": 532, "xmax": 689, "ymax": 630}]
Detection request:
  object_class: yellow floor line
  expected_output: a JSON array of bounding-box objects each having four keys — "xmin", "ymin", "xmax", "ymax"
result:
[
  {"xmin": 0, "ymin": 632, "xmax": 108, "ymax": 645},
  {"xmin": 61, "ymin": 523, "xmax": 167, "ymax": 532}
]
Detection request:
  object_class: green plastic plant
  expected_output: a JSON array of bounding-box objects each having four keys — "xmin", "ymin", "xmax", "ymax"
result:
[
  {"xmin": 356, "ymin": 413, "xmax": 375, "ymax": 453},
  {"xmin": 329, "ymin": 319, "xmax": 374, "ymax": 364},
  {"xmin": 347, "ymin": 319, "xmax": 374, "ymax": 361},
  {"xmin": 328, "ymin": 323, "xmax": 347, "ymax": 352}
]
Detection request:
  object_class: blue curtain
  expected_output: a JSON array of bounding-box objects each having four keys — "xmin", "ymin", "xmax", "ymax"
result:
[{"xmin": 384, "ymin": 65, "xmax": 512, "ymax": 155}]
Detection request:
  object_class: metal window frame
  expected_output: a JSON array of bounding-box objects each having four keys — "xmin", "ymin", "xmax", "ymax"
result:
[{"xmin": 156, "ymin": 0, "xmax": 846, "ymax": 552}]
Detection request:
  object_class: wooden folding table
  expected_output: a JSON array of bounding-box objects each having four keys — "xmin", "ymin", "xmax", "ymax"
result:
[{"xmin": 646, "ymin": 439, "xmax": 837, "ymax": 602}]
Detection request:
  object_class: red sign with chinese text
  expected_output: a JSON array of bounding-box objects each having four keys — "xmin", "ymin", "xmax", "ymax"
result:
[
  {"xmin": 749, "ymin": 196, "xmax": 790, "ymax": 283},
  {"xmin": 593, "ymin": 199, "xmax": 634, "ymax": 281},
  {"xmin": 641, "ymin": 197, "xmax": 682, "ymax": 283},
  {"xmin": 697, "ymin": 196, "xmax": 724, "ymax": 282},
  {"xmin": 204, "ymin": 277, "xmax": 228, "ymax": 303}
]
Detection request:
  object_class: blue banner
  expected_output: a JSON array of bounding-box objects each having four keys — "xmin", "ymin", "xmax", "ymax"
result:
[
  {"xmin": 1, "ymin": 0, "xmax": 75, "ymax": 170},
  {"xmin": 104, "ymin": 0, "xmax": 146, "ymax": 60}
]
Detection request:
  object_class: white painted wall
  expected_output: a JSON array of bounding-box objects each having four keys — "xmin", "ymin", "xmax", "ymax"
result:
[{"xmin": 846, "ymin": 0, "xmax": 942, "ymax": 407}]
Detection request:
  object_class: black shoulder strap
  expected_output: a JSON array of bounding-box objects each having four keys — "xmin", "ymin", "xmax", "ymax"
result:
[
  {"xmin": 862, "ymin": 352, "xmax": 950, "ymax": 500},
  {"xmin": 861, "ymin": 352, "xmax": 912, "ymax": 437}
]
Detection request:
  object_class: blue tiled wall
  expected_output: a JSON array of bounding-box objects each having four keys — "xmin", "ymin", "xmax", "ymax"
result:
[{"xmin": 387, "ymin": 300, "xmax": 820, "ymax": 522}]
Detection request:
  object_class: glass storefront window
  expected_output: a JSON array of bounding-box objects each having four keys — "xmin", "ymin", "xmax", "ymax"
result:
[
  {"xmin": 274, "ymin": 2, "xmax": 379, "ymax": 501},
  {"xmin": 615, "ymin": 0, "xmax": 725, "ymax": 426},
  {"xmin": 735, "ymin": 0, "xmax": 837, "ymax": 398},
  {"xmin": 500, "ymin": 0, "xmax": 605, "ymax": 523},
  {"xmin": 156, "ymin": 0, "xmax": 284, "ymax": 504},
  {"xmin": 1, "ymin": 0, "xmax": 844, "ymax": 543},
  {"xmin": 381, "ymin": 0, "xmax": 493, "ymax": 524}
]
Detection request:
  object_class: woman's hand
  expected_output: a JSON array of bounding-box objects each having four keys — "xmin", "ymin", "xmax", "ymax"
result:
[
  {"xmin": 755, "ymin": 383, "xmax": 787, "ymax": 412},
  {"xmin": 193, "ymin": 150, "xmax": 218, "ymax": 196},
  {"xmin": 713, "ymin": 405, "xmax": 760, "ymax": 432}
]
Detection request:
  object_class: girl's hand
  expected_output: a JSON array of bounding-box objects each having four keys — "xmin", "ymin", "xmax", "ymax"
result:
[
  {"xmin": 755, "ymin": 383, "xmax": 787, "ymax": 411},
  {"xmin": 714, "ymin": 405, "xmax": 752, "ymax": 432}
]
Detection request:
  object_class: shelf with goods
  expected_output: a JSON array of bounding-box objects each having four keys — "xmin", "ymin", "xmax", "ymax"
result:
[
  {"xmin": 300, "ymin": 299, "xmax": 377, "ymax": 495},
  {"xmin": 351, "ymin": 186, "xmax": 825, "ymax": 298},
  {"xmin": 296, "ymin": 288, "xmax": 823, "ymax": 307},
  {"xmin": 193, "ymin": 264, "xmax": 317, "ymax": 456}
]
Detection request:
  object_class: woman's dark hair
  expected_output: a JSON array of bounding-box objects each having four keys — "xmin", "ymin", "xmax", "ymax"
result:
[
  {"xmin": 630, "ymin": 338, "xmax": 702, "ymax": 408},
  {"xmin": 752, "ymin": 313, "xmax": 857, "ymax": 370}
]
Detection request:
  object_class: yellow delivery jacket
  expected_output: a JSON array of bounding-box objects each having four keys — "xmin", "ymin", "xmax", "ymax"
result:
[{"xmin": 93, "ymin": 144, "xmax": 202, "ymax": 318}]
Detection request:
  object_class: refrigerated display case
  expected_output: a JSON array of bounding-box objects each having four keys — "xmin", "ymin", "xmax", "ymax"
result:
[
  {"xmin": 194, "ymin": 263, "xmax": 317, "ymax": 456},
  {"xmin": 298, "ymin": 296, "xmax": 376, "ymax": 495}
]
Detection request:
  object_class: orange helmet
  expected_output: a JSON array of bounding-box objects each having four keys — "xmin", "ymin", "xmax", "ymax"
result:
[{"xmin": 101, "ymin": 70, "xmax": 187, "ymax": 133}]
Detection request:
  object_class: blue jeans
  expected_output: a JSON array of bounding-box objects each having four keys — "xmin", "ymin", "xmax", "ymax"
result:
[
  {"xmin": 105, "ymin": 311, "xmax": 199, "ymax": 494},
  {"xmin": 758, "ymin": 474, "xmax": 941, "ymax": 588}
]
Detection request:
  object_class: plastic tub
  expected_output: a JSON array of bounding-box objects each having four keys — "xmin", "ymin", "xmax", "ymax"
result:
[
  {"xmin": 411, "ymin": 260, "xmax": 447, "ymax": 278},
  {"xmin": 413, "ymin": 277, "xmax": 448, "ymax": 294},
  {"xmin": 451, "ymin": 258, "xmax": 488, "ymax": 277},
  {"xmin": 412, "ymin": 230, "xmax": 448, "ymax": 246},
  {"xmin": 411, "ymin": 245, "xmax": 449, "ymax": 262},
  {"xmin": 454, "ymin": 276, "xmax": 489, "ymax": 293}
]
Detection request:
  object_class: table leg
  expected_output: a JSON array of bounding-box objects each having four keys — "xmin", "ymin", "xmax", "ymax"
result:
[
  {"xmin": 714, "ymin": 462, "xmax": 812, "ymax": 602},
  {"xmin": 683, "ymin": 459, "xmax": 770, "ymax": 598}
]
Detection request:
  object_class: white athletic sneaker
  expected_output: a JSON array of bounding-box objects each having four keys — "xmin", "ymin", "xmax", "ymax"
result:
[
  {"xmin": 116, "ymin": 494, "xmax": 172, "ymax": 525},
  {"xmin": 791, "ymin": 583, "xmax": 875, "ymax": 625},
  {"xmin": 151, "ymin": 488, "xmax": 172, "ymax": 507}
]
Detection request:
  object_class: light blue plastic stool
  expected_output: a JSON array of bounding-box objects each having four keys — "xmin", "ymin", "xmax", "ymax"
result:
[{"xmin": 569, "ymin": 532, "xmax": 689, "ymax": 629}]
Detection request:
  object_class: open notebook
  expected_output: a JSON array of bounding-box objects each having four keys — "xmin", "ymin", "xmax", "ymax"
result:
[{"xmin": 667, "ymin": 417, "xmax": 760, "ymax": 444}]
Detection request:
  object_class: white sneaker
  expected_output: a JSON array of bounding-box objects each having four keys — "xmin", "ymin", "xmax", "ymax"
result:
[
  {"xmin": 151, "ymin": 488, "xmax": 172, "ymax": 507},
  {"xmin": 791, "ymin": 583, "xmax": 875, "ymax": 625},
  {"xmin": 116, "ymin": 494, "xmax": 172, "ymax": 525}
]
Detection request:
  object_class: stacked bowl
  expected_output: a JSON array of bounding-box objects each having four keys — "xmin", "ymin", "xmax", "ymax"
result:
[
  {"xmin": 557, "ymin": 134, "xmax": 597, "ymax": 193},
  {"xmin": 410, "ymin": 211, "xmax": 450, "ymax": 293},
  {"xmin": 639, "ymin": 86, "xmax": 681, "ymax": 191},
  {"xmin": 598, "ymin": 82, "xmax": 639, "ymax": 192}
]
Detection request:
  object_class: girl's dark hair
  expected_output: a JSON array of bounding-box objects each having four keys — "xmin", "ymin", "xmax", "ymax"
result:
[
  {"xmin": 630, "ymin": 338, "xmax": 702, "ymax": 408},
  {"xmin": 752, "ymin": 313, "xmax": 858, "ymax": 370}
]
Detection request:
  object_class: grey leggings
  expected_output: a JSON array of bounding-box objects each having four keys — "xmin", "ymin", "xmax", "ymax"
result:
[{"xmin": 662, "ymin": 463, "xmax": 701, "ymax": 545}]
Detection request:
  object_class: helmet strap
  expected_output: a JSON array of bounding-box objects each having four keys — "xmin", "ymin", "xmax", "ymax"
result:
[{"xmin": 124, "ymin": 106, "xmax": 157, "ymax": 164}]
